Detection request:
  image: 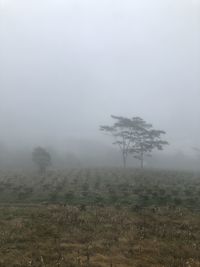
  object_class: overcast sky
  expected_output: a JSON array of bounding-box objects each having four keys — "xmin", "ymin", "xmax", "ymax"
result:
[{"xmin": 0, "ymin": 0, "xmax": 200, "ymax": 153}]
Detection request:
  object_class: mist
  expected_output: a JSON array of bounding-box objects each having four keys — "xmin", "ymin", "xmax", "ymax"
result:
[{"xmin": 0, "ymin": 0, "xmax": 200, "ymax": 170}]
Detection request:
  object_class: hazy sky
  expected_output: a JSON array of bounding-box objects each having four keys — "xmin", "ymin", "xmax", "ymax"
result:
[{"xmin": 0, "ymin": 0, "xmax": 200, "ymax": 152}]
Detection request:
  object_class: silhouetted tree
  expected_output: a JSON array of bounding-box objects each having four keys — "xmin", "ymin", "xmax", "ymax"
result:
[
  {"xmin": 100, "ymin": 115, "xmax": 140, "ymax": 168},
  {"xmin": 32, "ymin": 147, "xmax": 51, "ymax": 173},
  {"xmin": 100, "ymin": 115, "xmax": 168, "ymax": 168},
  {"xmin": 129, "ymin": 119, "xmax": 168, "ymax": 168}
]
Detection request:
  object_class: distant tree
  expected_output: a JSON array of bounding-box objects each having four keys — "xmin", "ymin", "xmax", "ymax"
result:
[
  {"xmin": 100, "ymin": 115, "xmax": 168, "ymax": 168},
  {"xmin": 100, "ymin": 115, "xmax": 141, "ymax": 168},
  {"xmin": 129, "ymin": 119, "xmax": 168, "ymax": 168},
  {"xmin": 32, "ymin": 147, "xmax": 51, "ymax": 174}
]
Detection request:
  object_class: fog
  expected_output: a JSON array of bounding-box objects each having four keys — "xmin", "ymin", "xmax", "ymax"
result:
[{"xmin": 0, "ymin": 0, "xmax": 200, "ymax": 169}]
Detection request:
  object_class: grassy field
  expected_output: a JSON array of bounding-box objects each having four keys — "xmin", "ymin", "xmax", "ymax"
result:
[{"xmin": 0, "ymin": 168, "xmax": 200, "ymax": 266}]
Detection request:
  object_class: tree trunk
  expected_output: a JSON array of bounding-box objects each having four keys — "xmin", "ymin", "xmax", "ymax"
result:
[
  {"xmin": 122, "ymin": 153, "xmax": 127, "ymax": 168},
  {"xmin": 140, "ymin": 151, "xmax": 144, "ymax": 169},
  {"xmin": 39, "ymin": 164, "xmax": 46, "ymax": 174}
]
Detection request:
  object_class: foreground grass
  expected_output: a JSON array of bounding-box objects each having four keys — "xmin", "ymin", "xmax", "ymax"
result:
[{"xmin": 0, "ymin": 204, "xmax": 200, "ymax": 267}]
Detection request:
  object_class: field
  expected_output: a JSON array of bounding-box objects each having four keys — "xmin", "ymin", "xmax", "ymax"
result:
[{"xmin": 0, "ymin": 168, "xmax": 200, "ymax": 267}]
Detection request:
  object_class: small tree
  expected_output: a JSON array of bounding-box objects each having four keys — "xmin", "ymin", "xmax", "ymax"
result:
[
  {"xmin": 130, "ymin": 121, "xmax": 168, "ymax": 168},
  {"xmin": 32, "ymin": 147, "xmax": 51, "ymax": 173}
]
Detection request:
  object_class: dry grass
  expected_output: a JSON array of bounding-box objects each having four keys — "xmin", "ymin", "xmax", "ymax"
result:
[{"xmin": 0, "ymin": 204, "xmax": 200, "ymax": 267}]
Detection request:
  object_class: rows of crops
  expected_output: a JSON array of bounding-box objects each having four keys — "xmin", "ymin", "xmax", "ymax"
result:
[{"xmin": 0, "ymin": 168, "xmax": 200, "ymax": 209}]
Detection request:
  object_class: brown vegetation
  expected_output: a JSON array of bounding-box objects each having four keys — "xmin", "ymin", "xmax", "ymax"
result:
[{"xmin": 0, "ymin": 204, "xmax": 200, "ymax": 267}]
